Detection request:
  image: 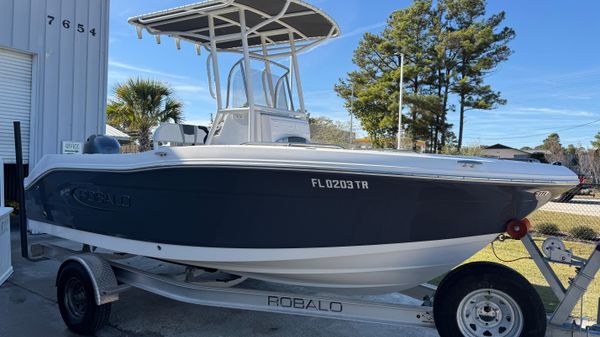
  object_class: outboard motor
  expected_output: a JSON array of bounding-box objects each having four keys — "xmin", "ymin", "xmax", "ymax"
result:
[{"xmin": 83, "ymin": 135, "xmax": 121, "ymax": 154}]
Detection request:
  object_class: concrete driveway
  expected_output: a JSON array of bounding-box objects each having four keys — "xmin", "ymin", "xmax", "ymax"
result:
[
  {"xmin": 1, "ymin": 229, "xmax": 439, "ymax": 337},
  {"xmin": 540, "ymin": 198, "xmax": 600, "ymax": 217}
]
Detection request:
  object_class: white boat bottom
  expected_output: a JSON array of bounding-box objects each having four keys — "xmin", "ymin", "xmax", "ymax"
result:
[{"xmin": 30, "ymin": 220, "xmax": 498, "ymax": 293}]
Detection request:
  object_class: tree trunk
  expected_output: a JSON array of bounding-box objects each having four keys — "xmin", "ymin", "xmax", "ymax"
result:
[
  {"xmin": 458, "ymin": 94, "xmax": 465, "ymax": 150},
  {"xmin": 431, "ymin": 127, "xmax": 435, "ymax": 153},
  {"xmin": 433, "ymin": 125, "xmax": 439, "ymax": 153},
  {"xmin": 440, "ymin": 72, "xmax": 451, "ymax": 149},
  {"xmin": 138, "ymin": 126, "xmax": 151, "ymax": 152}
]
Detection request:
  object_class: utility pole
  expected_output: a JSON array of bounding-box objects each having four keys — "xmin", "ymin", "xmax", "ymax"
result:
[
  {"xmin": 397, "ymin": 53, "xmax": 404, "ymax": 150},
  {"xmin": 350, "ymin": 86, "xmax": 354, "ymax": 146}
]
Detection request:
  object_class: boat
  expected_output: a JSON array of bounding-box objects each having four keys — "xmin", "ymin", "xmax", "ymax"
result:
[{"xmin": 24, "ymin": 0, "xmax": 578, "ymax": 293}]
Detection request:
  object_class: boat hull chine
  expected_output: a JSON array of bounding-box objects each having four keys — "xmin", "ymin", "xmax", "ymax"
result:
[{"xmin": 29, "ymin": 220, "xmax": 496, "ymax": 292}]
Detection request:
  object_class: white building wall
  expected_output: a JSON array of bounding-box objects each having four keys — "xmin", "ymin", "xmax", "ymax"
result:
[
  {"xmin": 481, "ymin": 148, "xmax": 529, "ymax": 160},
  {"xmin": 0, "ymin": 0, "xmax": 109, "ymax": 166}
]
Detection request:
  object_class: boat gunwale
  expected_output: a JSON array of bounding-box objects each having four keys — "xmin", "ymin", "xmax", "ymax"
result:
[{"xmin": 24, "ymin": 162, "xmax": 579, "ymax": 189}]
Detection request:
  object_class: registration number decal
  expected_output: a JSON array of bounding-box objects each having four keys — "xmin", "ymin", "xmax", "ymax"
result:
[{"xmin": 311, "ymin": 178, "xmax": 369, "ymax": 190}]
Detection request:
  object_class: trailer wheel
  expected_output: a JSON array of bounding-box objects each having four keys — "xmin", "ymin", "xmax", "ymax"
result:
[
  {"xmin": 434, "ymin": 262, "xmax": 545, "ymax": 337},
  {"xmin": 57, "ymin": 261, "xmax": 111, "ymax": 335}
]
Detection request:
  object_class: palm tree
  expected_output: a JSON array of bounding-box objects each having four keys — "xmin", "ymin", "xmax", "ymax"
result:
[{"xmin": 107, "ymin": 78, "xmax": 183, "ymax": 152}]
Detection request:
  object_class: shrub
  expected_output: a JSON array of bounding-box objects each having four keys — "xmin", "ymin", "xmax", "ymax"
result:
[
  {"xmin": 6, "ymin": 200, "xmax": 19, "ymax": 215},
  {"xmin": 569, "ymin": 226, "xmax": 598, "ymax": 241},
  {"xmin": 535, "ymin": 223, "xmax": 561, "ymax": 236}
]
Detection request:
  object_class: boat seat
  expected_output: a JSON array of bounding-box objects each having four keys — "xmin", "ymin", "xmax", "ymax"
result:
[{"xmin": 153, "ymin": 123, "xmax": 209, "ymax": 148}]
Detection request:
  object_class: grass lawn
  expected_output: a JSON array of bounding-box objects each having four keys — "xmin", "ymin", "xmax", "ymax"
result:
[{"xmin": 465, "ymin": 238, "xmax": 600, "ymax": 320}]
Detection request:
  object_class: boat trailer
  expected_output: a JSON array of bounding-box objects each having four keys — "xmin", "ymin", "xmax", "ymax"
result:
[{"xmin": 18, "ymin": 234, "xmax": 600, "ymax": 337}]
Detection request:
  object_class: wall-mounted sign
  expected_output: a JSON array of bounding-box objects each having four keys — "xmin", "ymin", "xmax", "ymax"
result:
[{"xmin": 62, "ymin": 141, "xmax": 83, "ymax": 155}]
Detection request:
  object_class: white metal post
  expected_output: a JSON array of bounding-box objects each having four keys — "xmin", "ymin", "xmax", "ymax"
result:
[
  {"xmin": 204, "ymin": 15, "xmax": 225, "ymax": 145},
  {"xmin": 288, "ymin": 58, "xmax": 294, "ymax": 97},
  {"xmin": 240, "ymin": 9, "xmax": 257, "ymax": 142},
  {"xmin": 350, "ymin": 86, "xmax": 354, "ymax": 145},
  {"xmin": 397, "ymin": 53, "xmax": 404, "ymax": 150},
  {"xmin": 261, "ymin": 36, "xmax": 275, "ymax": 107},
  {"xmin": 208, "ymin": 15, "xmax": 223, "ymax": 111},
  {"xmin": 289, "ymin": 32, "xmax": 306, "ymax": 115}
]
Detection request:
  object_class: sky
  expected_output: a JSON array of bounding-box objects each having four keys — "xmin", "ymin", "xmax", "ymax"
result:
[{"xmin": 107, "ymin": 0, "xmax": 600, "ymax": 149}]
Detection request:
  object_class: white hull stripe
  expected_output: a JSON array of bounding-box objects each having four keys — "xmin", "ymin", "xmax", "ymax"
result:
[{"xmin": 30, "ymin": 220, "xmax": 497, "ymax": 263}]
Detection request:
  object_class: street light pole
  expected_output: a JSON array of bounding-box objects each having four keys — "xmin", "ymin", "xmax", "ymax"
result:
[
  {"xmin": 350, "ymin": 86, "xmax": 354, "ymax": 145},
  {"xmin": 397, "ymin": 53, "xmax": 404, "ymax": 150}
]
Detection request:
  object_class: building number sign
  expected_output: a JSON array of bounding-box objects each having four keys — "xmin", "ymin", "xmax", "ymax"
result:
[{"xmin": 47, "ymin": 15, "xmax": 97, "ymax": 37}]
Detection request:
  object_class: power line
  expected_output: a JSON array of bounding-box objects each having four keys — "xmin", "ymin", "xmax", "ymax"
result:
[{"xmin": 475, "ymin": 117, "xmax": 600, "ymax": 141}]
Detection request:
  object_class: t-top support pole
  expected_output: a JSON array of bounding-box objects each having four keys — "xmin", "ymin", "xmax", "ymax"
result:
[
  {"xmin": 240, "ymin": 9, "xmax": 257, "ymax": 142},
  {"xmin": 261, "ymin": 36, "xmax": 275, "ymax": 107},
  {"xmin": 289, "ymin": 32, "xmax": 305, "ymax": 115},
  {"xmin": 208, "ymin": 15, "xmax": 223, "ymax": 112}
]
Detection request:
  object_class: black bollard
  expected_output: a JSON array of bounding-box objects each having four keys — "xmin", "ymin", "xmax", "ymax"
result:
[{"xmin": 13, "ymin": 121, "xmax": 28, "ymax": 259}]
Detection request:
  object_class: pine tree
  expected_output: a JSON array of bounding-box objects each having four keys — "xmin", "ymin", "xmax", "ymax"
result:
[
  {"xmin": 592, "ymin": 132, "xmax": 600, "ymax": 150},
  {"xmin": 335, "ymin": 0, "xmax": 514, "ymax": 151}
]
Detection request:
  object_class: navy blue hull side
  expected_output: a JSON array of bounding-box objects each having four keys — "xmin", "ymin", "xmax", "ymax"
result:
[{"xmin": 25, "ymin": 167, "xmax": 567, "ymax": 248}]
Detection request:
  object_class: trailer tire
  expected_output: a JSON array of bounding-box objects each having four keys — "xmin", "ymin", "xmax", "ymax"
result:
[
  {"xmin": 434, "ymin": 262, "xmax": 545, "ymax": 337},
  {"xmin": 57, "ymin": 261, "xmax": 111, "ymax": 336}
]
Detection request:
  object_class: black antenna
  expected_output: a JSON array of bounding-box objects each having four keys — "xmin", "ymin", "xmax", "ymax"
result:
[{"xmin": 13, "ymin": 121, "xmax": 28, "ymax": 259}]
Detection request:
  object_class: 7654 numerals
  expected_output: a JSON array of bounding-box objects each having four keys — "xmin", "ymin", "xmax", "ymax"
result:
[{"xmin": 47, "ymin": 15, "xmax": 97, "ymax": 37}]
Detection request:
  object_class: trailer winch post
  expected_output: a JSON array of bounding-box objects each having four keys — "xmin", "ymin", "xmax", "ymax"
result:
[
  {"xmin": 13, "ymin": 121, "xmax": 29, "ymax": 259},
  {"xmin": 521, "ymin": 234, "xmax": 600, "ymax": 336},
  {"xmin": 549, "ymin": 243, "xmax": 600, "ymax": 327}
]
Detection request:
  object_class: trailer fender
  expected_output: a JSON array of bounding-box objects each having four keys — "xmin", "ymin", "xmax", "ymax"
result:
[{"xmin": 56, "ymin": 254, "xmax": 119, "ymax": 305}]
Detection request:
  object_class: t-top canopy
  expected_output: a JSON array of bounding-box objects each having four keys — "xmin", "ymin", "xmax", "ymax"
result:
[{"xmin": 128, "ymin": 0, "xmax": 340, "ymax": 55}]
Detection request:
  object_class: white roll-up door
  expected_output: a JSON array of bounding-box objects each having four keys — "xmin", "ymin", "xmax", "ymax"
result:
[{"xmin": 0, "ymin": 48, "xmax": 32, "ymax": 164}]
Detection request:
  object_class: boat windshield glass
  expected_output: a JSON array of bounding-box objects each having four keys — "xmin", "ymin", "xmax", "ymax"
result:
[
  {"xmin": 227, "ymin": 58, "xmax": 295, "ymax": 112},
  {"xmin": 230, "ymin": 69, "xmax": 248, "ymax": 109}
]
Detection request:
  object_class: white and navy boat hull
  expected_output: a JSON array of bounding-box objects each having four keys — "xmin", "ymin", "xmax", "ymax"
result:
[{"xmin": 24, "ymin": 145, "xmax": 578, "ymax": 292}]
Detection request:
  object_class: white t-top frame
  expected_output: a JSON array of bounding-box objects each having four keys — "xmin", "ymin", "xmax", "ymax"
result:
[{"xmin": 129, "ymin": 0, "xmax": 340, "ymax": 144}]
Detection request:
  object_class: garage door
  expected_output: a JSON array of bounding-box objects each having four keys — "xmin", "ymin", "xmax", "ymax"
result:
[{"xmin": 0, "ymin": 48, "xmax": 32, "ymax": 164}]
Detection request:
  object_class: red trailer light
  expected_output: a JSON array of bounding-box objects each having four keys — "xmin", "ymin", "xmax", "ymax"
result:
[{"xmin": 506, "ymin": 218, "xmax": 531, "ymax": 239}]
